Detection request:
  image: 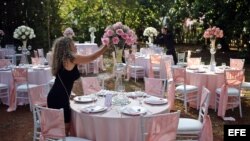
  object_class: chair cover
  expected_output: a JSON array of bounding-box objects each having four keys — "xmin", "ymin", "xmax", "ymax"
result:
[
  {"xmin": 81, "ymin": 77, "xmax": 102, "ymax": 95},
  {"xmin": 217, "ymin": 69, "xmax": 244, "ymax": 118},
  {"xmin": 142, "ymin": 111, "xmax": 180, "ymax": 141}
]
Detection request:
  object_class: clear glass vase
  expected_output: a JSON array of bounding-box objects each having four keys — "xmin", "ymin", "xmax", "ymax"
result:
[
  {"xmin": 209, "ymin": 39, "xmax": 216, "ymax": 71},
  {"xmin": 20, "ymin": 40, "xmax": 29, "ymax": 65}
]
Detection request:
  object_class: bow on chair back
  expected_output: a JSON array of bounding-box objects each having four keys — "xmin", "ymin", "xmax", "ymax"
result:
[
  {"xmin": 217, "ymin": 69, "xmax": 244, "ymax": 118},
  {"xmin": 144, "ymin": 77, "xmax": 166, "ymax": 98},
  {"xmin": 230, "ymin": 58, "xmax": 245, "ymax": 70},
  {"xmin": 81, "ymin": 77, "xmax": 102, "ymax": 95}
]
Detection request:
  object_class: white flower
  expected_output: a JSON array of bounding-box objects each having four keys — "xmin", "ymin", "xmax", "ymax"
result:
[
  {"xmin": 143, "ymin": 27, "xmax": 158, "ymax": 37},
  {"xmin": 13, "ymin": 25, "xmax": 36, "ymax": 40},
  {"xmin": 89, "ymin": 27, "xmax": 96, "ymax": 33}
]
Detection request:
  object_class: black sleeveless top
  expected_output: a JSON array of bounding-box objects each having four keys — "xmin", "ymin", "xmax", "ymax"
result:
[{"xmin": 47, "ymin": 65, "xmax": 80, "ymax": 122}]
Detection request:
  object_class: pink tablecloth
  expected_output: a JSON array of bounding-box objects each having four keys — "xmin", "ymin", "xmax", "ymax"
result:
[
  {"xmin": 70, "ymin": 92, "xmax": 169, "ymax": 141},
  {"xmin": 186, "ymin": 69, "xmax": 224, "ymax": 109}
]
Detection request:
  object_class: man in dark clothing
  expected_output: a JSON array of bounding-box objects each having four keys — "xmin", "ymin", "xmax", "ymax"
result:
[{"xmin": 154, "ymin": 26, "xmax": 178, "ymax": 64}]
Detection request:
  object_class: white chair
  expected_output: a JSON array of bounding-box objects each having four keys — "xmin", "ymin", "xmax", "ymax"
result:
[
  {"xmin": 29, "ymin": 84, "xmax": 50, "ymax": 141},
  {"xmin": 177, "ymin": 52, "xmax": 187, "ymax": 67},
  {"xmin": 172, "ymin": 67, "xmax": 199, "ymax": 112},
  {"xmin": 142, "ymin": 111, "xmax": 180, "ymax": 141},
  {"xmin": 11, "ymin": 68, "xmax": 38, "ymax": 111},
  {"xmin": 215, "ymin": 69, "xmax": 244, "ymax": 118},
  {"xmin": 144, "ymin": 77, "xmax": 167, "ymax": 98},
  {"xmin": 148, "ymin": 54, "xmax": 162, "ymax": 78},
  {"xmin": 0, "ymin": 59, "xmax": 11, "ymax": 68},
  {"xmin": 34, "ymin": 105, "xmax": 91, "ymax": 141},
  {"xmin": 126, "ymin": 54, "xmax": 145, "ymax": 82},
  {"xmin": 177, "ymin": 87, "xmax": 211, "ymax": 140}
]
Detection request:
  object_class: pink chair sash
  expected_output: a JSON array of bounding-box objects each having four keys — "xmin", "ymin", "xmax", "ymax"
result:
[
  {"xmin": 230, "ymin": 58, "xmax": 244, "ymax": 70},
  {"xmin": 217, "ymin": 70, "xmax": 244, "ymax": 118},
  {"xmin": 31, "ymin": 57, "xmax": 40, "ymax": 65},
  {"xmin": 34, "ymin": 50, "xmax": 39, "ymax": 58},
  {"xmin": 199, "ymin": 115, "xmax": 213, "ymax": 141},
  {"xmin": 7, "ymin": 68, "xmax": 28, "ymax": 112},
  {"xmin": 81, "ymin": 77, "xmax": 102, "ymax": 95},
  {"xmin": 149, "ymin": 55, "xmax": 162, "ymax": 78},
  {"xmin": 144, "ymin": 111, "xmax": 180, "ymax": 141},
  {"xmin": 0, "ymin": 59, "xmax": 11, "ymax": 68},
  {"xmin": 145, "ymin": 78, "xmax": 163, "ymax": 97},
  {"xmin": 187, "ymin": 57, "xmax": 201, "ymax": 67},
  {"xmin": 29, "ymin": 85, "xmax": 47, "ymax": 107},
  {"xmin": 40, "ymin": 108, "xmax": 65, "ymax": 141},
  {"xmin": 167, "ymin": 67, "xmax": 186, "ymax": 110}
]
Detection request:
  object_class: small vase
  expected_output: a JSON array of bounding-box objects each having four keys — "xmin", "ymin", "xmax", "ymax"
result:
[
  {"xmin": 90, "ymin": 32, "xmax": 95, "ymax": 43},
  {"xmin": 148, "ymin": 36, "xmax": 153, "ymax": 44},
  {"xmin": 209, "ymin": 39, "xmax": 216, "ymax": 71}
]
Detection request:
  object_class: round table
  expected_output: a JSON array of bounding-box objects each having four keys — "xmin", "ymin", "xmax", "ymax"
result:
[{"xmin": 70, "ymin": 91, "xmax": 169, "ymax": 141}]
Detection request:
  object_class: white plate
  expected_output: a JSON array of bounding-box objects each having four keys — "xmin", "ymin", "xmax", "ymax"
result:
[
  {"xmin": 194, "ymin": 70, "xmax": 206, "ymax": 73},
  {"xmin": 187, "ymin": 67, "xmax": 199, "ymax": 70},
  {"xmin": 73, "ymin": 96, "xmax": 96, "ymax": 103},
  {"xmin": 121, "ymin": 106, "xmax": 147, "ymax": 116},
  {"xmin": 144, "ymin": 97, "xmax": 168, "ymax": 105},
  {"xmin": 80, "ymin": 105, "xmax": 107, "ymax": 113},
  {"xmin": 0, "ymin": 68, "xmax": 11, "ymax": 71},
  {"xmin": 126, "ymin": 91, "xmax": 147, "ymax": 98}
]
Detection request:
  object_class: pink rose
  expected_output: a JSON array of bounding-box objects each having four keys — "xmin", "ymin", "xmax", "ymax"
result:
[
  {"xmin": 121, "ymin": 33, "xmax": 128, "ymax": 40},
  {"xmin": 101, "ymin": 37, "xmax": 110, "ymax": 45},
  {"xmin": 112, "ymin": 36, "xmax": 120, "ymax": 44},
  {"xmin": 106, "ymin": 30, "xmax": 114, "ymax": 37},
  {"xmin": 116, "ymin": 29, "xmax": 124, "ymax": 36}
]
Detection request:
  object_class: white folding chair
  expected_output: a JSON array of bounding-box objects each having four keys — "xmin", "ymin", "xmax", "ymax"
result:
[
  {"xmin": 215, "ymin": 69, "xmax": 244, "ymax": 118},
  {"xmin": 29, "ymin": 84, "xmax": 50, "ymax": 141},
  {"xmin": 126, "ymin": 54, "xmax": 145, "ymax": 82},
  {"xmin": 172, "ymin": 67, "xmax": 199, "ymax": 112},
  {"xmin": 11, "ymin": 68, "xmax": 38, "ymax": 111},
  {"xmin": 0, "ymin": 82, "xmax": 9, "ymax": 105},
  {"xmin": 142, "ymin": 111, "xmax": 180, "ymax": 141},
  {"xmin": 177, "ymin": 87, "xmax": 211, "ymax": 140}
]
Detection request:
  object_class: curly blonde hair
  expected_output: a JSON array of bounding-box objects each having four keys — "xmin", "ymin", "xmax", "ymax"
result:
[{"xmin": 51, "ymin": 37, "xmax": 75, "ymax": 76}]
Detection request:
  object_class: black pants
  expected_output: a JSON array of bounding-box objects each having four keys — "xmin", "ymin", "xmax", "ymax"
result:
[{"xmin": 166, "ymin": 49, "xmax": 177, "ymax": 65}]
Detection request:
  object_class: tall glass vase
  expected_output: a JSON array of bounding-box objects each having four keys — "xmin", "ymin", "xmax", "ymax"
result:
[
  {"xmin": 148, "ymin": 36, "xmax": 153, "ymax": 44},
  {"xmin": 90, "ymin": 32, "xmax": 95, "ymax": 43},
  {"xmin": 209, "ymin": 39, "xmax": 216, "ymax": 71},
  {"xmin": 20, "ymin": 40, "xmax": 29, "ymax": 65}
]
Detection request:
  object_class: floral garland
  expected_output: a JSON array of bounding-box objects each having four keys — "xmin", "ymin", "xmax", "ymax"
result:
[
  {"xmin": 143, "ymin": 27, "xmax": 158, "ymax": 37},
  {"xmin": 101, "ymin": 22, "xmax": 137, "ymax": 47},
  {"xmin": 13, "ymin": 25, "xmax": 36, "ymax": 41}
]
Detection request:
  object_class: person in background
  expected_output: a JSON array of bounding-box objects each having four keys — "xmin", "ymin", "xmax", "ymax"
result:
[
  {"xmin": 155, "ymin": 26, "xmax": 177, "ymax": 64},
  {"xmin": 47, "ymin": 37, "xmax": 109, "ymax": 135}
]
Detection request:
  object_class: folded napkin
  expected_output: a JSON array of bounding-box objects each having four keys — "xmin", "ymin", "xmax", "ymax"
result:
[
  {"xmin": 145, "ymin": 97, "xmax": 167, "ymax": 104},
  {"xmin": 81, "ymin": 105, "xmax": 106, "ymax": 113}
]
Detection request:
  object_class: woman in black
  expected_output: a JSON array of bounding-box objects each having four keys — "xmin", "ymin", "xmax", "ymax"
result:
[
  {"xmin": 155, "ymin": 26, "xmax": 178, "ymax": 64},
  {"xmin": 47, "ymin": 37, "xmax": 108, "ymax": 135}
]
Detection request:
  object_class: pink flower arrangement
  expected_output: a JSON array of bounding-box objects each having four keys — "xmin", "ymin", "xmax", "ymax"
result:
[
  {"xmin": 203, "ymin": 26, "xmax": 223, "ymax": 39},
  {"xmin": 101, "ymin": 22, "xmax": 137, "ymax": 47},
  {"xmin": 0, "ymin": 30, "xmax": 5, "ymax": 36}
]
